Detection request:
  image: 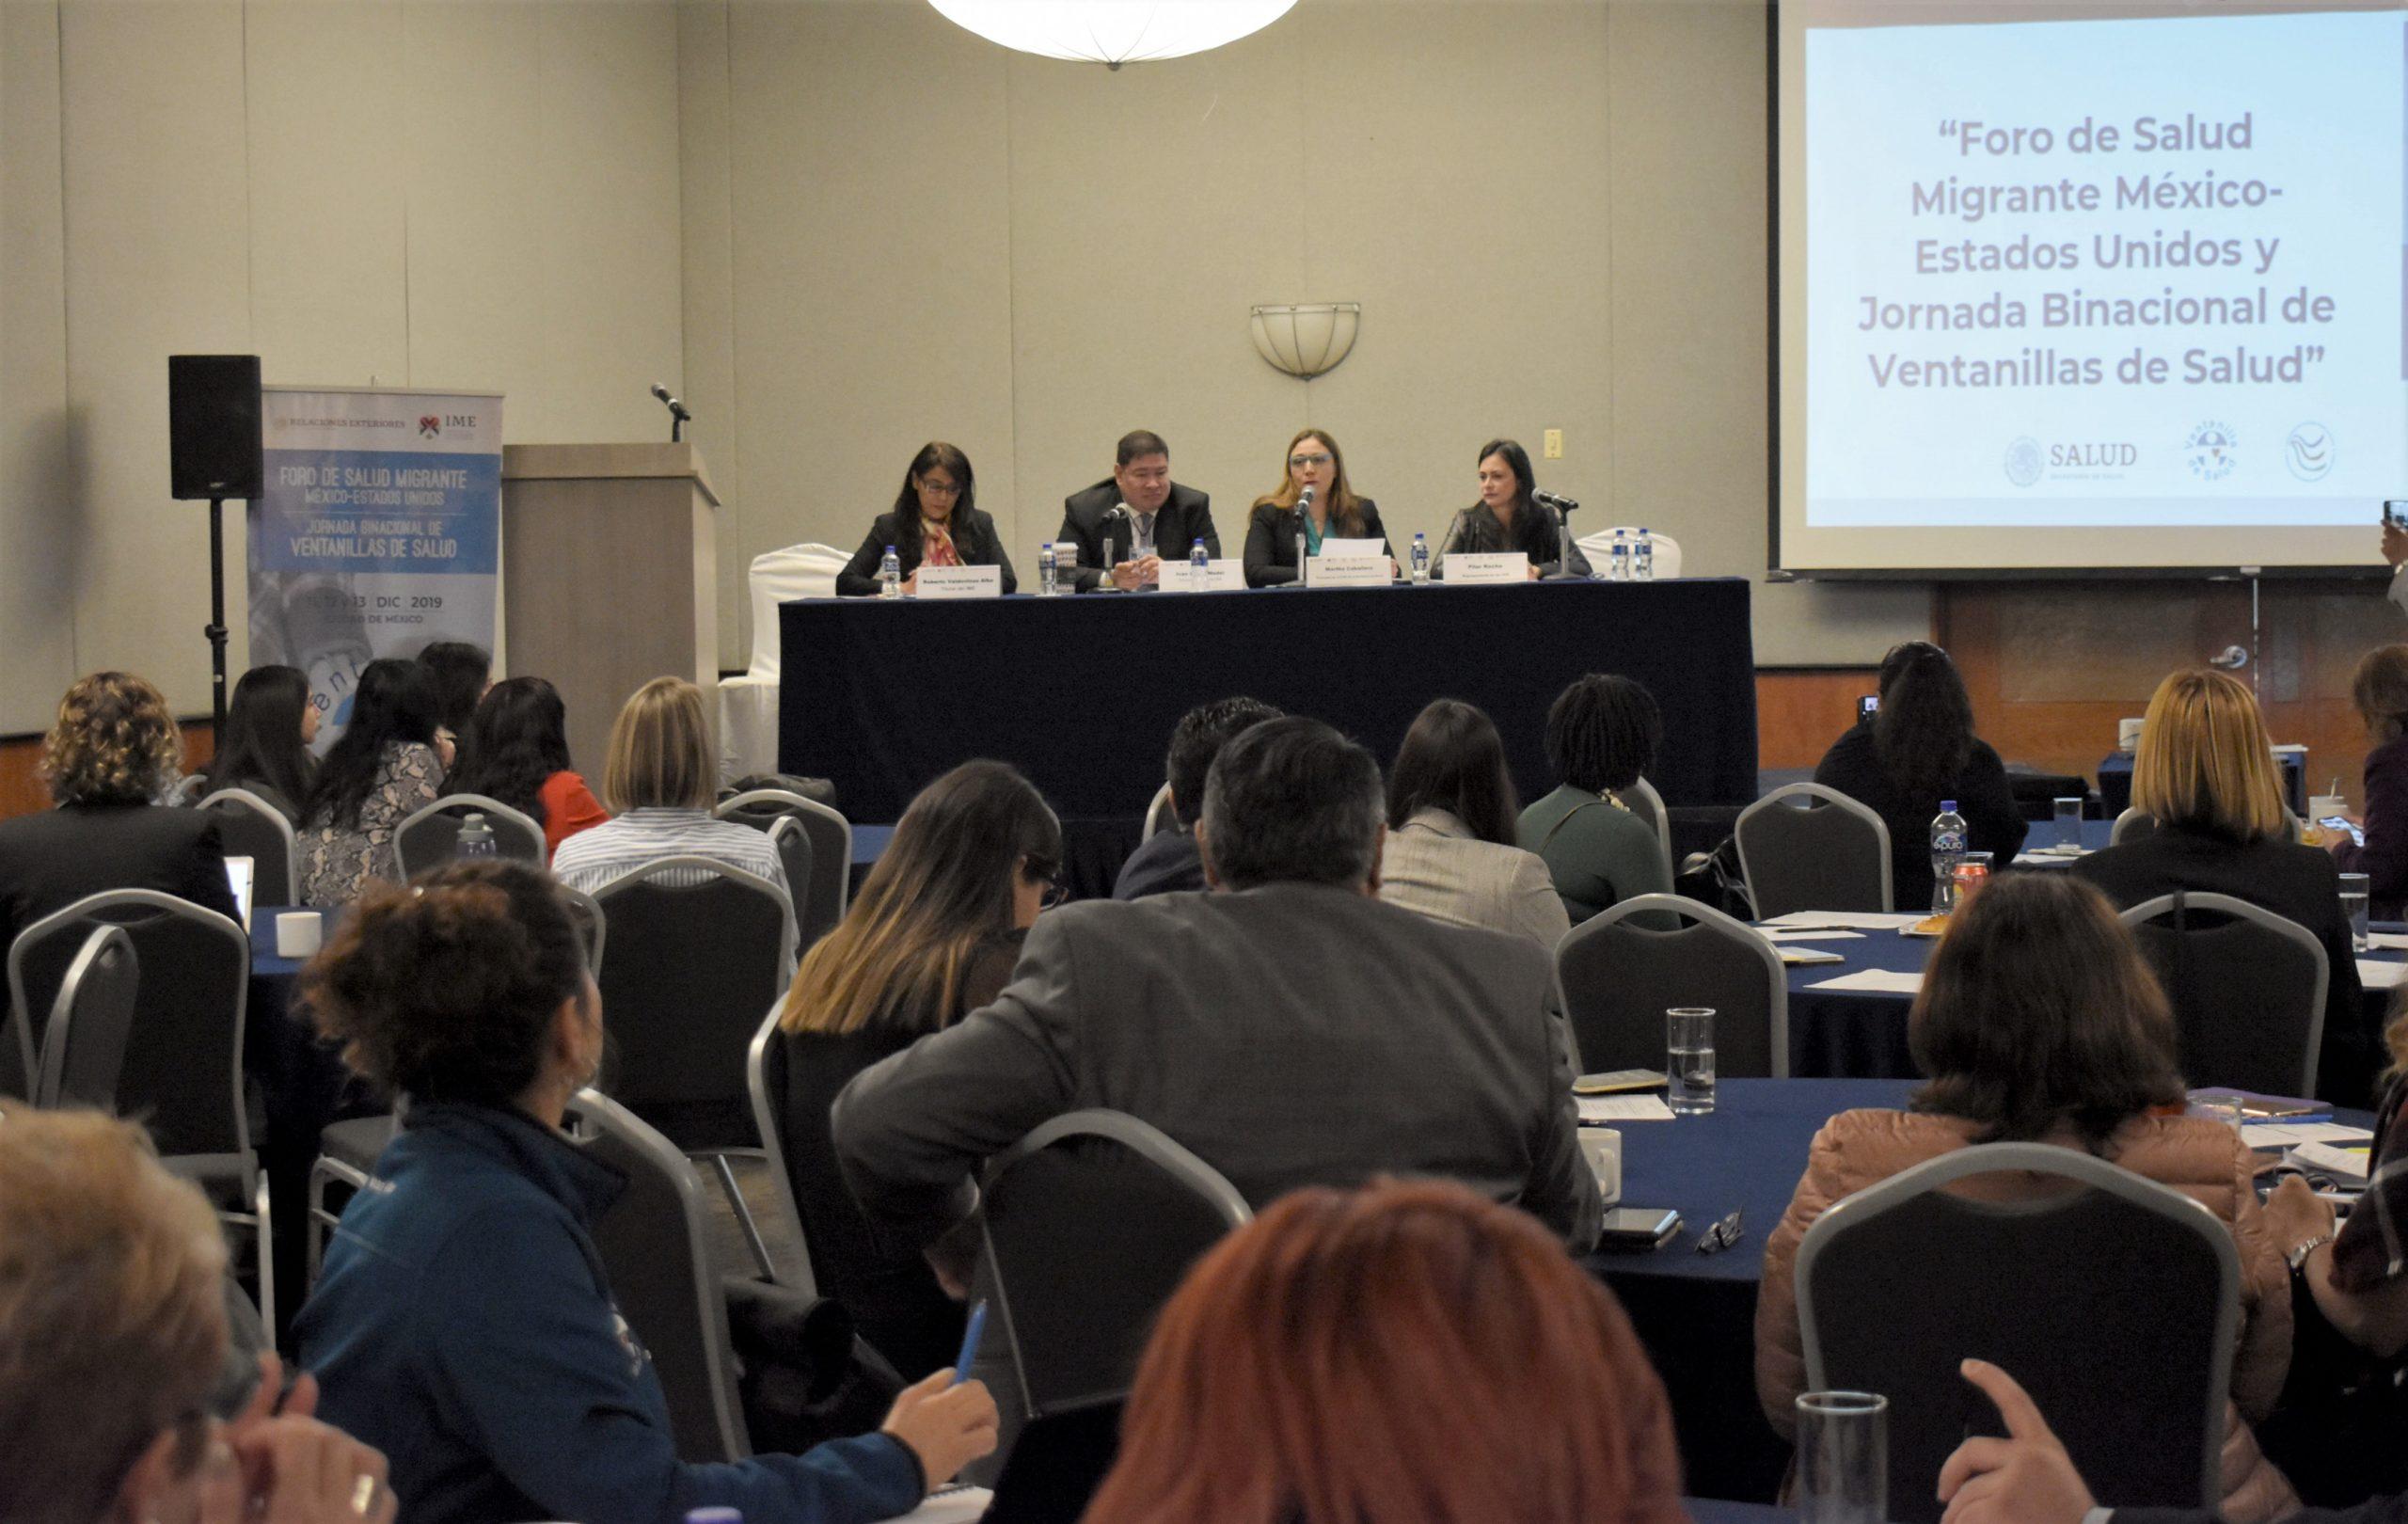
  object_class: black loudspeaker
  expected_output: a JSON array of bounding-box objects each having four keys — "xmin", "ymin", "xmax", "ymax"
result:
[{"xmin": 168, "ymin": 354, "xmax": 263, "ymax": 500}]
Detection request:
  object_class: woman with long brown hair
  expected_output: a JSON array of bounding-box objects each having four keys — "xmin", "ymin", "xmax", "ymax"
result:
[
  {"xmin": 2322, "ymin": 644, "xmax": 2408, "ymax": 918},
  {"xmin": 1085, "ymin": 1178, "xmax": 1686, "ymax": 1524},
  {"xmin": 1756, "ymin": 871, "xmax": 2294, "ymax": 1520},
  {"xmin": 773, "ymin": 760, "xmax": 1062, "ymax": 1376},
  {"xmin": 1242, "ymin": 427, "xmax": 1393, "ymax": 587},
  {"xmin": 836, "ymin": 441, "xmax": 1018, "ymax": 596}
]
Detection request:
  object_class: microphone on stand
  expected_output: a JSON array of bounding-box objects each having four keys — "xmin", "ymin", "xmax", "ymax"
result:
[
  {"xmin": 648, "ymin": 383, "xmax": 691, "ymax": 443},
  {"xmin": 1530, "ymin": 491, "xmax": 1583, "ymax": 581},
  {"xmin": 1293, "ymin": 485, "xmax": 1317, "ymax": 589},
  {"xmin": 1101, "ymin": 502, "xmax": 1129, "ymax": 591}
]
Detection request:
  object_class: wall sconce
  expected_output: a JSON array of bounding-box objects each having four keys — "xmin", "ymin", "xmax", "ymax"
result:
[{"xmin": 1249, "ymin": 304, "xmax": 1361, "ymax": 380}]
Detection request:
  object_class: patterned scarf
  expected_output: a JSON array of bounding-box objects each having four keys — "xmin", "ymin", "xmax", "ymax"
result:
[{"xmin": 922, "ymin": 520, "xmax": 962, "ymax": 568}]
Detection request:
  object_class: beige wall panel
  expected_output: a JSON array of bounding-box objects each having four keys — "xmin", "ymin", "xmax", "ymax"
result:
[
  {"xmin": 998, "ymin": 32, "xmax": 1304, "ymax": 564},
  {"xmin": 1606, "ymin": 0, "xmax": 1925, "ymax": 664},
  {"xmin": 58, "ymin": 0, "xmax": 253, "ymax": 718},
  {"xmin": 1, "ymin": 0, "xmax": 77, "ymax": 733},
  {"xmin": 721, "ymin": 0, "xmax": 1014, "ymax": 619},
  {"xmin": 677, "ymin": 0, "xmax": 744, "ymax": 667}
]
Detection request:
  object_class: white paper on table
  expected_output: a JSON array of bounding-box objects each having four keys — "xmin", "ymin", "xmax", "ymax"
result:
[
  {"xmin": 1579, "ymin": 1093, "xmax": 1676, "ymax": 1123},
  {"xmin": 1806, "ymin": 968, "xmax": 1925, "ymax": 994},
  {"xmin": 911, "ymin": 565, "xmax": 1003, "ymax": 600},
  {"xmin": 1442, "ymin": 552, "xmax": 1529, "ymax": 585},
  {"xmin": 1303, "ymin": 554, "xmax": 1389, "ymax": 588},
  {"xmin": 1760, "ymin": 929, "xmax": 1865, "ymax": 942},
  {"xmin": 2368, "ymin": 933, "xmax": 2408, "ymax": 951},
  {"xmin": 1156, "ymin": 559, "xmax": 1244, "ymax": 593},
  {"xmin": 894, "ymin": 1487, "xmax": 992, "ymax": 1524},
  {"xmin": 1318, "ymin": 538, "xmax": 1384, "ymax": 557},
  {"xmin": 2247, "ymin": 1122, "xmax": 2376, "ymax": 1148},
  {"xmin": 2357, "ymin": 960, "xmax": 2408, "ymax": 990},
  {"xmin": 1778, "ymin": 946, "xmax": 1846, "ymax": 966},
  {"xmin": 1761, "ymin": 911, "xmax": 1925, "ymax": 930}
]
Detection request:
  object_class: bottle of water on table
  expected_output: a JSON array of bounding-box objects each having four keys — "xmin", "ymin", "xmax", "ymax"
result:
[
  {"xmin": 878, "ymin": 545, "xmax": 901, "ymax": 599},
  {"xmin": 1410, "ymin": 532, "xmax": 1430, "ymax": 584},
  {"xmin": 1929, "ymin": 800, "xmax": 1967, "ymax": 913},
  {"xmin": 1037, "ymin": 540, "xmax": 1056, "ymax": 595},
  {"xmin": 1609, "ymin": 532, "xmax": 1630, "ymax": 582},
  {"xmin": 1191, "ymin": 537, "xmax": 1210, "ymax": 575},
  {"xmin": 1634, "ymin": 528, "xmax": 1656, "ymax": 581},
  {"xmin": 454, "ymin": 812, "xmax": 497, "ymax": 861}
]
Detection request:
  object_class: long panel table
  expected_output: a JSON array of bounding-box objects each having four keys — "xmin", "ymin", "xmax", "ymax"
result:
[{"xmin": 777, "ymin": 579, "xmax": 1759, "ymax": 829}]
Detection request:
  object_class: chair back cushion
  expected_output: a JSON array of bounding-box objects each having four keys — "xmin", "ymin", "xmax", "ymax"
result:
[
  {"xmin": 1738, "ymin": 791, "xmax": 1890, "ymax": 917},
  {"xmin": 203, "ymin": 793, "xmax": 296, "ymax": 908},
  {"xmin": 2127, "ymin": 902, "xmax": 2324, "ymax": 1096},
  {"xmin": 1559, "ymin": 910, "xmax": 1780, "ymax": 1077}
]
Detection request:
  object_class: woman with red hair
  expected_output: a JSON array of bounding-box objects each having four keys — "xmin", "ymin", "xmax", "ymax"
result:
[{"xmin": 1085, "ymin": 1179, "xmax": 1687, "ymax": 1524}]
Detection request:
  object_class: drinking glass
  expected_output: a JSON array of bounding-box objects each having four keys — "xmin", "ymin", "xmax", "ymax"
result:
[
  {"xmin": 1796, "ymin": 1390, "xmax": 1888, "ymax": 1524},
  {"xmin": 1667, "ymin": 1008, "xmax": 1716, "ymax": 1116},
  {"xmin": 2054, "ymin": 796, "xmax": 2083, "ymax": 850},
  {"xmin": 2340, "ymin": 872, "xmax": 2371, "ymax": 953}
]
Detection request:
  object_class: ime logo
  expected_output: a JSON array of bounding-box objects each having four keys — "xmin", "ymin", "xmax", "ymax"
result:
[{"xmin": 2284, "ymin": 423, "xmax": 2334, "ymax": 483}]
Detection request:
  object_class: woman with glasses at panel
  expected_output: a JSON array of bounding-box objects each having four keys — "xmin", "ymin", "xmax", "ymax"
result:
[
  {"xmin": 1243, "ymin": 428, "xmax": 1394, "ymax": 587},
  {"xmin": 837, "ymin": 441, "xmax": 1018, "ymax": 597},
  {"xmin": 770, "ymin": 761, "xmax": 1064, "ymax": 1378}
]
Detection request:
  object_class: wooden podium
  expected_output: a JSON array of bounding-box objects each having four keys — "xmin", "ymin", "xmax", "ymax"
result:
[{"xmin": 501, "ymin": 443, "xmax": 718, "ymax": 778}]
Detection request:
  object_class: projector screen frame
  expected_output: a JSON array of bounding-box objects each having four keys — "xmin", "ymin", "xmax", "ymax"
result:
[{"xmin": 1765, "ymin": 0, "xmax": 2408, "ymax": 582}]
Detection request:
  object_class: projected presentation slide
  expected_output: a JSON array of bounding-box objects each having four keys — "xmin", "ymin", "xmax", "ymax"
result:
[{"xmin": 1777, "ymin": 2, "xmax": 2408, "ymax": 572}]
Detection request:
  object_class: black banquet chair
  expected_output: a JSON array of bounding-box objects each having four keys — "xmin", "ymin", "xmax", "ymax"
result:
[
  {"xmin": 1734, "ymin": 783, "xmax": 1893, "ymax": 918},
  {"xmin": 392, "ymin": 794, "xmax": 546, "ymax": 880},
  {"xmin": 198, "ymin": 787, "xmax": 301, "ymax": 910},
  {"xmin": 1556, "ymin": 893, "xmax": 1787, "ymax": 1078},
  {"xmin": 32, "ymin": 923, "xmax": 141, "ymax": 1110},
  {"xmin": 2119, "ymin": 891, "xmax": 2328, "ymax": 1098},
  {"xmin": 714, "ymin": 789, "xmax": 848, "ymax": 948}
]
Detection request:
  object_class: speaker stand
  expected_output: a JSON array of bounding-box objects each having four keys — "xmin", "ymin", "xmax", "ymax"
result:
[{"xmin": 205, "ymin": 495, "xmax": 230, "ymax": 735}]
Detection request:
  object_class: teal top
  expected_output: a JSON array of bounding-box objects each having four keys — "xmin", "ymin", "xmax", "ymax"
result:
[
  {"xmin": 1516, "ymin": 784, "xmax": 1674, "ymax": 925},
  {"xmin": 1303, "ymin": 515, "xmax": 1327, "ymax": 555}
]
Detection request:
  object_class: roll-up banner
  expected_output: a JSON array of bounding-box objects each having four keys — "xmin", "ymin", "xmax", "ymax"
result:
[{"xmin": 249, "ymin": 388, "xmax": 503, "ymax": 742}]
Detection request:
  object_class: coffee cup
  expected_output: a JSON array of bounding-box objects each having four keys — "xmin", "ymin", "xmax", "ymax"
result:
[
  {"xmin": 276, "ymin": 910, "xmax": 324, "ymax": 960},
  {"xmin": 1578, "ymin": 1127, "xmax": 1623, "ymax": 1205}
]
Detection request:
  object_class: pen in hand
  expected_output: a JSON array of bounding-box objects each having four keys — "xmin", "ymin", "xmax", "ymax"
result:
[{"xmin": 951, "ymin": 1299, "xmax": 988, "ymax": 1385}]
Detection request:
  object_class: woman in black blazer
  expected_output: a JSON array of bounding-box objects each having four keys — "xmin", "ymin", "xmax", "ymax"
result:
[
  {"xmin": 1813, "ymin": 641, "xmax": 2027, "ymax": 911},
  {"xmin": 2072, "ymin": 667, "xmax": 2369, "ymax": 1104},
  {"xmin": 0, "ymin": 671, "xmax": 241, "ymax": 986},
  {"xmin": 1243, "ymin": 427, "xmax": 1394, "ymax": 587},
  {"xmin": 1434, "ymin": 437, "xmax": 1591, "ymax": 579},
  {"xmin": 837, "ymin": 440, "xmax": 1018, "ymax": 596}
]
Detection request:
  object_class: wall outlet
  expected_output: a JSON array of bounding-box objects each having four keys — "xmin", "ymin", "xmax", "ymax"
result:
[{"xmin": 1543, "ymin": 428, "xmax": 1563, "ymax": 459}]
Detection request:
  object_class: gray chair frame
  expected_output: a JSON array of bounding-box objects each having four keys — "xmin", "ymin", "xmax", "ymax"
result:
[
  {"xmin": 595, "ymin": 855, "xmax": 797, "ymax": 1278},
  {"xmin": 561, "ymin": 883, "xmax": 608, "ymax": 975},
  {"xmin": 393, "ymin": 793, "xmax": 546, "ymax": 881},
  {"xmin": 1560, "ymin": 893, "xmax": 1788, "ymax": 1078},
  {"xmin": 1142, "ymin": 782, "xmax": 1176, "ymax": 838},
  {"xmin": 565, "ymin": 1087, "xmax": 752, "ymax": 1463},
  {"xmin": 7, "ymin": 890, "xmax": 271, "ymax": 1329},
  {"xmin": 1621, "ymin": 776, "xmax": 1677, "ymax": 885},
  {"xmin": 714, "ymin": 789, "xmax": 851, "ymax": 944},
  {"xmin": 979, "ymin": 1109, "xmax": 1251, "ymax": 1421},
  {"xmin": 1734, "ymin": 782, "xmax": 1894, "ymax": 917},
  {"xmin": 1797, "ymin": 1141, "xmax": 2239, "ymax": 1518},
  {"xmin": 198, "ymin": 787, "xmax": 301, "ymax": 908},
  {"xmin": 2110, "ymin": 807, "xmax": 2155, "ymax": 846},
  {"xmin": 744, "ymin": 1001, "xmax": 821, "ymax": 1296},
  {"xmin": 166, "ymin": 773, "xmax": 210, "ymax": 806},
  {"xmin": 2120, "ymin": 891, "xmax": 2329, "ymax": 1098},
  {"xmin": 35, "ymin": 924, "xmax": 140, "ymax": 1109}
]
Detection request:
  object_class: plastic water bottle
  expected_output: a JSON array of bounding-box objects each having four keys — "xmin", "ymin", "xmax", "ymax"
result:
[
  {"xmin": 1410, "ymin": 532, "xmax": 1431, "ymax": 584},
  {"xmin": 454, "ymin": 812, "xmax": 497, "ymax": 861},
  {"xmin": 685, "ymin": 1510, "xmax": 743, "ymax": 1524},
  {"xmin": 1037, "ymin": 540, "xmax": 1057, "ymax": 596},
  {"xmin": 1634, "ymin": 528, "xmax": 1656, "ymax": 582},
  {"xmin": 1191, "ymin": 538, "xmax": 1210, "ymax": 573},
  {"xmin": 878, "ymin": 545, "xmax": 901, "ymax": 599},
  {"xmin": 1929, "ymin": 801, "xmax": 1967, "ymax": 913},
  {"xmin": 1608, "ymin": 532, "xmax": 1630, "ymax": 582}
]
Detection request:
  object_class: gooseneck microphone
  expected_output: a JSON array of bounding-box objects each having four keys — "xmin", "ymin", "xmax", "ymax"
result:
[
  {"xmin": 649, "ymin": 383, "xmax": 691, "ymax": 442},
  {"xmin": 1532, "ymin": 489, "xmax": 1579, "ymax": 513},
  {"xmin": 1293, "ymin": 485, "xmax": 1317, "ymax": 588}
]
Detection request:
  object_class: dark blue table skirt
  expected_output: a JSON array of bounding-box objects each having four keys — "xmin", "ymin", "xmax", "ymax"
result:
[{"xmin": 776, "ymin": 579, "xmax": 1759, "ymax": 827}]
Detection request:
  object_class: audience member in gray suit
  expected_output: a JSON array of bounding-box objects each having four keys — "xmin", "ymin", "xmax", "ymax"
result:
[{"xmin": 832, "ymin": 715, "xmax": 1603, "ymax": 1278}]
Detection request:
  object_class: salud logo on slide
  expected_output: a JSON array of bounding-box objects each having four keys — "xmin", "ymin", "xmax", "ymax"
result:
[
  {"xmin": 2185, "ymin": 421, "xmax": 2239, "ymax": 482},
  {"xmin": 2004, "ymin": 437, "xmax": 2043, "ymax": 487},
  {"xmin": 2284, "ymin": 423, "xmax": 2334, "ymax": 483}
]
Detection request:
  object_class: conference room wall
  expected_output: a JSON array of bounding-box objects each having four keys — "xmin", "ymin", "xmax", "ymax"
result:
[
  {"xmin": 0, "ymin": 0, "xmax": 684, "ymax": 737},
  {"xmin": 681, "ymin": 0, "xmax": 1932, "ymax": 675}
]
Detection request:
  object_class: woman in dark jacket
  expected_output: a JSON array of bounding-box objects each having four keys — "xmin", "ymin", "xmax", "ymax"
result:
[
  {"xmin": 293, "ymin": 859, "xmax": 997, "ymax": 1524},
  {"xmin": 2328, "ymin": 644, "xmax": 2408, "ymax": 920},
  {"xmin": 1242, "ymin": 427, "xmax": 1393, "ymax": 587},
  {"xmin": 2074, "ymin": 667, "xmax": 2368, "ymax": 1105},
  {"xmin": 1434, "ymin": 437, "xmax": 1590, "ymax": 579},
  {"xmin": 1813, "ymin": 641, "xmax": 2027, "ymax": 911},
  {"xmin": 773, "ymin": 761, "xmax": 1062, "ymax": 1378},
  {"xmin": 837, "ymin": 441, "xmax": 1017, "ymax": 596}
]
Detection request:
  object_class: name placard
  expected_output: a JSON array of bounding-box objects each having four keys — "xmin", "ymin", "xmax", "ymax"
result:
[
  {"xmin": 1158, "ymin": 559, "xmax": 1245, "ymax": 593},
  {"xmin": 1444, "ymin": 552, "xmax": 1530, "ymax": 586},
  {"xmin": 913, "ymin": 565, "xmax": 1004, "ymax": 600},
  {"xmin": 1305, "ymin": 554, "xmax": 1390, "ymax": 589}
]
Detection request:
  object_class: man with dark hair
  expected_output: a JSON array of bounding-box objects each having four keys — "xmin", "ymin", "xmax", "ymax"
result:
[
  {"xmin": 834, "ymin": 716, "xmax": 1599, "ymax": 1291},
  {"xmin": 1056, "ymin": 430, "xmax": 1218, "ymax": 593},
  {"xmin": 1113, "ymin": 696, "xmax": 1284, "ymax": 900}
]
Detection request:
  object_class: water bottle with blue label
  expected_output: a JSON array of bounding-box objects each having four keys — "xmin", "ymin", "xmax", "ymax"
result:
[
  {"xmin": 1410, "ymin": 532, "xmax": 1430, "ymax": 584},
  {"xmin": 1037, "ymin": 540, "xmax": 1057, "ymax": 595},
  {"xmin": 1634, "ymin": 528, "xmax": 1656, "ymax": 582},
  {"xmin": 1191, "ymin": 538, "xmax": 1210, "ymax": 573},
  {"xmin": 1608, "ymin": 532, "xmax": 1630, "ymax": 582},
  {"xmin": 1929, "ymin": 801, "xmax": 1967, "ymax": 913},
  {"xmin": 878, "ymin": 546, "xmax": 901, "ymax": 599},
  {"xmin": 454, "ymin": 812, "xmax": 498, "ymax": 861}
]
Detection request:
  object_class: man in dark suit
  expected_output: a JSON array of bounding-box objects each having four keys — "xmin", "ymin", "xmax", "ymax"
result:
[
  {"xmin": 1055, "ymin": 429, "xmax": 1217, "ymax": 592},
  {"xmin": 833, "ymin": 716, "xmax": 1600, "ymax": 1262}
]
